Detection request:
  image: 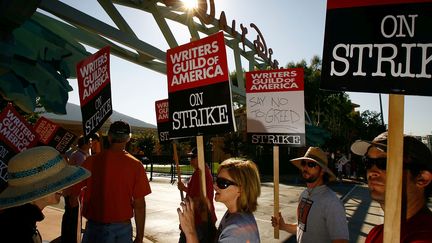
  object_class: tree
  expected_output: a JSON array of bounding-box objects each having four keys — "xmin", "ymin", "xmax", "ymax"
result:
[
  {"xmin": 132, "ymin": 132, "xmax": 157, "ymax": 157},
  {"xmin": 358, "ymin": 110, "xmax": 386, "ymax": 140}
]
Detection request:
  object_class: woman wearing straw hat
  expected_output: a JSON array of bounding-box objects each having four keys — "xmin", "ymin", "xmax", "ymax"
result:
[
  {"xmin": 0, "ymin": 146, "xmax": 91, "ymax": 243},
  {"xmin": 271, "ymin": 147, "xmax": 349, "ymax": 243}
]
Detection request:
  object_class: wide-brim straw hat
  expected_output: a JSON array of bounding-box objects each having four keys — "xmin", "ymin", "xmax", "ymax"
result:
[
  {"xmin": 290, "ymin": 147, "xmax": 336, "ymax": 181},
  {"xmin": 0, "ymin": 146, "xmax": 90, "ymax": 209}
]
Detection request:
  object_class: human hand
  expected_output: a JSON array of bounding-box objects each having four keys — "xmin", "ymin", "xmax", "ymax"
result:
[
  {"xmin": 177, "ymin": 198, "xmax": 196, "ymax": 237},
  {"xmin": 271, "ymin": 212, "xmax": 285, "ymax": 228}
]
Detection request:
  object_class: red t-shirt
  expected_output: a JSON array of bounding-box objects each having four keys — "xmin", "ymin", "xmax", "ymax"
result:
[
  {"xmin": 366, "ymin": 207, "xmax": 432, "ymax": 243},
  {"xmin": 80, "ymin": 150, "xmax": 151, "ymax": 223},
  {"xmin": 187, "ymin": 165, "xmax": 217, "ymax": 225}
]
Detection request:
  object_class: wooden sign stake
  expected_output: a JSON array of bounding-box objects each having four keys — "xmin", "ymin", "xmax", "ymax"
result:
[
  {"xmin": 274, "ymin": 145, "xmax": 280, "ymax": 239},
  {"xmin": 173, "ymin": 143, "xmax": 184, "ymax": 201},
  {"xmin": 383, "ymin": 94, "xmax": 404, "ymax": 243},
  {"xmin": 196, "ymin": 135, "xmax": 207, "ymax": 198}
]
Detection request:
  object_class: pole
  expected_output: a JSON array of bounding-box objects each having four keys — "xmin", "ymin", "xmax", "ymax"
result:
[
  {"xmin": 379, "ymin": 93, "xmax": 385, "ymax": 128},
  {"xmin": 273, "ymin": 145, "xmax": 280, "ymax": 239},
  {"xmin": 173, "ymin": 143, "xmax": 184, "ymax": 201},
  {"xmin": 383, "ymin": 94, "xmax": 404, "ymax": 243},
  {"xmin": 196, "ymin": 135, "xmax": 206, "ymax": 198}
]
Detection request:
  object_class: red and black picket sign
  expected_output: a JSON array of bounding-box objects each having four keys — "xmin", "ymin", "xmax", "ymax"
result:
[
  {"xmin": 321, "ymin": 0, "xmax": 432, "ymax": 96},
  {"xmin": 77, "ymin": 46, "xmax": 113, "ymax": 137},
  {"xmin": 167, "ymin": 32, "xmax": 236, "ymax": 139},
  {"xmin": 34, "ymin": 117, "xmax": 77, "ymax": 154},
  {"xmin": 155, "ymin": 99, "xmax": 170, "ymax": 143}
]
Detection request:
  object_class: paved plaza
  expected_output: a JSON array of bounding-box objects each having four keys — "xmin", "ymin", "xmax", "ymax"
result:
[{"xmin": 38, "ymin": 175, "xmax": 382, "ymax": 243}]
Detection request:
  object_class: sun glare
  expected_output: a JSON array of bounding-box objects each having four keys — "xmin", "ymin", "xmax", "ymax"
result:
[{"xmin": 181, "ymin": 0, "xmax": 198, "ymax": 9}]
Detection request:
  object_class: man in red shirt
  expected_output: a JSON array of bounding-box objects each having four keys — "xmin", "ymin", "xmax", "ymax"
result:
[
  {"xmin": 351, "ymin": 132, "xmax": 432, "ymax": 243},
  {"xmin": 177, "ymin": 147, "xmax": 217, "ymax": 243},
  {"xmin": 79, "ymin": 121, "xmax": 152, "ymax": 243}
]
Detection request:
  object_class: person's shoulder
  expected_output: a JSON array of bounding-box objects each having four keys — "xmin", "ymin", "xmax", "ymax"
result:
[
  {"xmin": 225, "ymin": 212, "xmax": 256, "ymax": 225},
  {"xmin": 219, "ymin": 212, "xmax": 259, "ymax": 242}
]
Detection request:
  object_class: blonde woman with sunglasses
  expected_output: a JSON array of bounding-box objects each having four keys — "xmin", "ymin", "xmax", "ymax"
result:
[{"xmin": 178, "ymin": 158, "xmax": 261, "ymax": 243}]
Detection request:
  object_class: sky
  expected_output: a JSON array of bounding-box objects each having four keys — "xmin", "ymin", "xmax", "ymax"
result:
[{"xmin": 57, "ymin": 0, "xmax": 432, "ymax": 136}]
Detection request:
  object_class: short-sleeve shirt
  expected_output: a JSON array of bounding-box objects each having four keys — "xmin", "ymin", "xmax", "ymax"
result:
[
  {"xmin": 81, "ymin": 150, "xmax": 151, "ymax": 223},
  {"xmin": 68, "ymin": 149, "xmax": 88, "ymax": 166},
  {"xmin": 296, "ymin": 185, "xmax": 349, "ymax": 243},
  {"xmin": 186, "ymin": 165, "xmax": 217, "ymax": 225},
  {"xmin": 366, "ymin": 207, "xmax": 432, "ymax": 243},
  {"xmin": 217, "ymin": 211, "xmax": 260, "ymax": 243}
]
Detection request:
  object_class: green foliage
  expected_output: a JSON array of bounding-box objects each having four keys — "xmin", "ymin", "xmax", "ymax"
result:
[
  {"xmin": 132, "ymin": 132, "xmax": 157, "ymax": 156},
  {"xmin": 222, "ymin": 131, "xmax": 246, "ymax": 157},
  {"xmin": 358, "ymin": 110, "xmax": 386, "ymax": 140}
]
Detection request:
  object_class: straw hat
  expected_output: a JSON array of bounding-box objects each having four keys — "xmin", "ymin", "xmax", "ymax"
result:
[
  {"xmin": 0, "ymin": 146, "xmax": 90, "ymax": 209},
  {"xmin": 290, "ymin": 147, "xmax": 336, "ymax": 181}
]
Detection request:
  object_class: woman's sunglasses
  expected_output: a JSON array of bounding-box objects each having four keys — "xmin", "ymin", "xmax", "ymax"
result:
[
  {"xmin": 300, "ymin": 160, "xmax": 318, "ymax": 168},
  {"xmin": 363, "ymin": 157, "xmax": 387, "ymax": 170},
  {"xmin": 215, "ymin": 177, "xmax": 237, "ymax": 189}
]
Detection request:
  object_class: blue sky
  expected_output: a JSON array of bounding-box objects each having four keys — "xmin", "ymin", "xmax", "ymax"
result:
[{"xmin": 60, "ymin": 0, "xmax": 432, "ymax": 136}]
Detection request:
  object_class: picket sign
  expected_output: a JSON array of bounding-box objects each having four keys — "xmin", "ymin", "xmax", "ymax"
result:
[
  {"xmin": 384, "ymin": 94, "xmax": 405, "ymax": 243},
  {"xmin": 273, "ymin": 145, "xmax": 280, "ymax": 239},
  {"xmin": 173, "ymin": 143, "xmax": 184, "ymax": 201}
]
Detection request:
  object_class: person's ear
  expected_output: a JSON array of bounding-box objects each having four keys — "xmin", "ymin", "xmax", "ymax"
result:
[{"xmin": 415, "ymin": 170, "xmax": 432, "ymax": 189}]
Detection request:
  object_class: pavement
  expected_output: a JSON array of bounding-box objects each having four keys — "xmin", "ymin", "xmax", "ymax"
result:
[{"xmin": 37, "ymin": 175, "xmax": 382, "ymax": 243}]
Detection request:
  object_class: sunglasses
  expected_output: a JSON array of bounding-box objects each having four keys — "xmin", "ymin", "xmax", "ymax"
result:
[
  {"xmin": 215, "ymin": 177, "xmax": 237, "ymax": 189},
  {"xmin": 363, "ymin": 156, "xmax": 422, "ymax": 173},
  {"xmin": 300, "ymin": 160, "xmax": 318, "ymax": 168},
  {"xmin": 363, "ymin": 157, "xmax": 387, "ymax": 170}
]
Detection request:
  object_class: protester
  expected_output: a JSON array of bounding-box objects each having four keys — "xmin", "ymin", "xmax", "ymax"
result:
[
  {"xmin": 178, "ymin": 158, "xmax": 261, "ymax": 243},
  {"xmin": 271, "ymin": 147, "xmax": 349, "ymax": 243},
  {"xmin": 177, "ymin": 147, "xmax": 217, "ymax": 243},
  {"xmin": 90, "ymin": 132, "xmax": 101, "ymax": 154},
  {"xmin": 70, "ymin": 135, "xmax": 91, "ymax": 165},
  {"xmin": 61, "ymin": 135, "xmax": 92, "ymax": 243},
  {"xmin": 0, "ymin": 146, "xmax": 90, "ymax": 243},
  {"xmin": 75, "ymin": 121, "xmax": 152, "ymax": 243},
  {"xmin": 351, "ymin": 132, "xmax": 432, "ymax": 242}
]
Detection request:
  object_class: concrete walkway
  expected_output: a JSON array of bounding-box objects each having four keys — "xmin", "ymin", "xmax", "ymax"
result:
[{"xmin": 37, "ymin": 177, "xmax": 382, "ymax": 243}]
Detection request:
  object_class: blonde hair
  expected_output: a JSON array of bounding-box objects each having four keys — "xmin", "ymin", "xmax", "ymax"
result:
[{"xmin": 218, "ymin": 158, "xmax": 261, "ymax": 213}]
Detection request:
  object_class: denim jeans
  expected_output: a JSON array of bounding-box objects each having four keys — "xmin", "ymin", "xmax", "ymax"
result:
[{"xmin": 82, "ymin": 220, "xmax": 132, "ymax": 243}]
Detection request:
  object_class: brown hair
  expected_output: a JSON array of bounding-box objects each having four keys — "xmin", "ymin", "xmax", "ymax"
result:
[{"xmin": 218, "ymin": 158, "xmax": 261, "ymax": 213}]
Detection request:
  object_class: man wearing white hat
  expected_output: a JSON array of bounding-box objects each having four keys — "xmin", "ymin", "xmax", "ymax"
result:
[
  {"xmin": 271, "ymin": 147, "xmax": 349, "ymax": 243},
  {"xmin": 351, "ymin": 132, "xmax": 432, "ymax": 242},
  {"xmin": 0, "ymin": 146, "xmax": 90, "ymax": 242}
]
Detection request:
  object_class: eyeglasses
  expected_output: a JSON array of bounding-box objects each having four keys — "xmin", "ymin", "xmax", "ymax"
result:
[
  {"xmin": 300, "ymin": 160, "xmax": 318, "ymax": 168},
  {"xmin": 215, "ymin": 177, "xmax": 237, "ymax": 189},
  {"xmin": 363, "ymin": 156, "xmax": 422, "ymax": 172},
  {"xmin": 363, "ymin": 157, "xmax": 387, "ymax": 170}
]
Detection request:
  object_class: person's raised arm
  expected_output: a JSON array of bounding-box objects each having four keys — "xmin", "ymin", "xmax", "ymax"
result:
[{"xmin": 177, "ymin": 198, "xmax": 198, "ymax": 243}]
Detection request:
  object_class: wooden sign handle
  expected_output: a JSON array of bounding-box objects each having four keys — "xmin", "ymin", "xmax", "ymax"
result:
[
  {"xmin": 173, "ymin": 143, "xmax": 184, "ymax": 201},
  {"xmin": 274, "ymin": 145, "xmax": 280, "ymax": 239},
  {"xmin": 383, "ymin": 94, "xmax": 404, "ymax": 243},
  {"xmin": 196, "ymin": 136, "xmax": 206, "ymax": 199}
]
